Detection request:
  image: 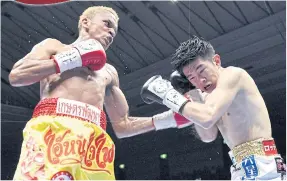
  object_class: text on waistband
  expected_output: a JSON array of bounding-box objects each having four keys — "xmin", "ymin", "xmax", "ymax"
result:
[{"xmin": 56, "ymin": 98, "xmax": 101, "ymax": 126}]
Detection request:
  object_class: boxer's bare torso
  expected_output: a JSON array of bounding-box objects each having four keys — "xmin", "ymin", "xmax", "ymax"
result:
[
  {"xmin": 202, "ymin": 68, "xmax": 272, "ymax": 149},
  {"xmin": 41, "ymin": 64, "xmax": 113, "ymax": 109},
  {"xmin": 9, "ymin": 9, "xmax": 156, "ymax": 139},
  {"xmin": 39, "ymin": 43, "xmax": 115, "ymax": 110},
  {"xmin": 215, "ymin": 87, "xmax": 271, "ymax": 149},
  {"xmin": 9, "ymin": 38, "xmax": 155, "ymax": 138}
]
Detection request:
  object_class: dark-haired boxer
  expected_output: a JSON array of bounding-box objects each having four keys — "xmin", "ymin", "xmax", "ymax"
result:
[{"xmin": 141, "ymin": 36, "xmax": 286, "ymax": 180}]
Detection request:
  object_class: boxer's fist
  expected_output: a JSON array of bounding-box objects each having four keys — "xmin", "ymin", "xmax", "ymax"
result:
[
  {"xmin": 141, "ymin": 75, "xmax": 170, "ymax": 105},
  {"xmin": 170, "ymin": 70, "xmax": 195, "ymax": 94},
  {"xmin": 52, "ymin": 39, "xmax": 106, "ymax": 73},
  {"xmin": 152, "ymin": 110, "xmax": 193, "ymax": 130},
  {"xmin": 141, "ymin": 75, "xmax": 189, "ymax": 113}
]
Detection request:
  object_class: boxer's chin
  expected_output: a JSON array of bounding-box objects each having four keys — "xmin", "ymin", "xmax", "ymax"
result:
[
  {"xmin": 100, "ymin": 40, "xmax": 109, "ymax": 50},
  {"xmin": 97, "ymin": 39, "xmax": 105, "ymax": 48},
  {"xmin": 203, "ymin": 84, "xmax": 212, "ymax": 93},
  {"xmin": 104, "ymin": 44, "xmax": 110, "ymax": 50},
  {"xmin": 206, "ymin": 84, "xmax": 216, "ymax": 93}
]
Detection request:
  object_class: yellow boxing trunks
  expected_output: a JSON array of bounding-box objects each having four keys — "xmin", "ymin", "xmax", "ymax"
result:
[{"xmin": 13, "ymin": 98, "xmax": 116, "ymax": 180}]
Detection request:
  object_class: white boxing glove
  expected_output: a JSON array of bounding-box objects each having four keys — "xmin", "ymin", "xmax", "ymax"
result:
[
  {"xmin": 52, "ymin": 39, "xmax": 106, "ymax": 73},
  {"xmin": 141, "ymin": 75, "xmax": 190, "ymax": 114}
]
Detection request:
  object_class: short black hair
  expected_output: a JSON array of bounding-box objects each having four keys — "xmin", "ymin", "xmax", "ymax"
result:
[{"xmin": 171, "ymin": 35, "xmax": 215, "ymax": 74}]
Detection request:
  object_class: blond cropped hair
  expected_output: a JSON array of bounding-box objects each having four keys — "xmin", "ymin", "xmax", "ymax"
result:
[{"xmin": 78, "ymin": 6, "xmax": 119, "ymax": 30}]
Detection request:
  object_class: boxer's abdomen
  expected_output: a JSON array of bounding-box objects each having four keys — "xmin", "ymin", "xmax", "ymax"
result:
[{"xmin": 41, "ymin": 66, "xmax": 111, "ymax": 109}]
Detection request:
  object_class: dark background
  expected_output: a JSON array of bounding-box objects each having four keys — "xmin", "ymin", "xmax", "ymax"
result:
[{"xmin": 1, "ymin": 1, "xmax": 286, "ymax": 180}]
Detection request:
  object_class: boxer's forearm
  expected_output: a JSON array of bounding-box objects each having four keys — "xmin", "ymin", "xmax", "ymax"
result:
[
  {"xmin": 128, "ymin": 117, "xmax": 155, "ymax": 134},
  {"xmin": 181, "ymin": 101, "xmax": 216, "ymax": 129},
  {"xmin": 9, "ymin": 38, "xmax": 62, "ymax": 87},
  {"xmin": 113, "ymin": 116, "xmax": 155, "ymax": 138},
  {"xmin": 9, "ymin": 59, "xmax": 57, "ymax": 87},
  {"xmin": 105, "ymin": 84, "xmax": 155, "ymax": 138}
]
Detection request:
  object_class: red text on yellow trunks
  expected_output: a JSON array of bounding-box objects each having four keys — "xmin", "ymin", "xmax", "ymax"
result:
[{"xmin": 44, "ymin": 128, "xmax": 115, "ymax": 174}]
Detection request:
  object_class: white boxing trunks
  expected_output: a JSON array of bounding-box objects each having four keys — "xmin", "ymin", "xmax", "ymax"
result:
[{"xmin": 229, "ymin": 138, "xmax": 286, "ymax": 180}]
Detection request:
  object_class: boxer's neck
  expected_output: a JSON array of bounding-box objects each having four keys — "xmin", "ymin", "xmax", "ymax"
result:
[{"xmin": 71, "ymin": 34, "xmax": 91, "ymax": 46}]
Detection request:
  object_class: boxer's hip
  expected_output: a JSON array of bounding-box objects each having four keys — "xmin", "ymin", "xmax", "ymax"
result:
[
  {"xmin": 229, "ymin": 138, "xmax": 278, "ymax": 164},
  {"xmin": 32, "ymin": 97, "xmax": 107, "ymax": 130},
  {"xmin": 229, "ymin": 138, "xmax": 285, "ymax": 180},
  {"xmin": 14, "ymin": 98, "xmax": 115, "ymax": 180}
]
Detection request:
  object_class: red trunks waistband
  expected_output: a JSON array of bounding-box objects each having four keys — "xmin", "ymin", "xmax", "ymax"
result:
[{"xmin": 32, "ymin": 98, "xmax": 107, "ymax": 130}]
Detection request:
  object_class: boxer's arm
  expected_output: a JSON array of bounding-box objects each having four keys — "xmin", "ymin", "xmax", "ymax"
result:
[
  {"xmin": 194, "ymin": 124, "xmax": 218, "ymax": 143},
  {"xmin": 104, "ymin": 64, "xmax": 155, "ymax": 138},
  {"xmin": 9, "ymin": 38, "xmax": 62, "ymax": 87},
  {"xmin": 182, "ymin": 67, "xmax": 243, "ymax": 129},
  {"xmin": 185, "ymin": 90, "xmax": 219, "ymax": 142}
]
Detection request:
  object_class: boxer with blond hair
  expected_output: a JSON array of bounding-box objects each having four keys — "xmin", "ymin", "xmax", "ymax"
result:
[{"xmin": 11, "ymin": 6, "xmax": 188, "ymax": 180}]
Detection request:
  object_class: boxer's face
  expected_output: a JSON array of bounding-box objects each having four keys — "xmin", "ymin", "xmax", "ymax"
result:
[
  {"xmin": 182, "ymin": 54, "xmax": 221, "ymax": 93},
  {"xmin": 81, "ymin": 10, "xmax": 118, "ymax": 50}
]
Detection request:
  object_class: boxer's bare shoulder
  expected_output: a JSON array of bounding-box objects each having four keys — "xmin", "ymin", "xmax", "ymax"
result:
[{"xmin": 37, "ymin": 38, "xmax": 62, "ymax": 48}]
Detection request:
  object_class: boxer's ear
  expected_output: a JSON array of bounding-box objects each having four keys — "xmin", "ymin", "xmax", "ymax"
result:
[
  {"xmin": 213, "ymin": 54, "xmax": 221, "ymax": 67},
  {"xmin": 80, "ymin": 16, "xmax": 90, "ymax": 30}
]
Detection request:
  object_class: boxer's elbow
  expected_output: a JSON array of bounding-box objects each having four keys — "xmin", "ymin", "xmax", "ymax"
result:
[
  {"xmin": 9, "ymin": 69, "xmax": 23, "ymax": 87},
  {"xmin": 201, "ymin": 120, "xmax": 215, "ymax": 129},
  {"xmin": 111, "ymin": 119, "xmax": 133, "ymax": 139},
  {"xmin": 201, "ymin": 137, "xmax": 216, "ymax": 143},
  {"xmin": 9, "ymin": 69, "xmax": 34, "ymax": 87},
  {"xmin": 114, "ymin": 128, "xmax": 132, "ymax": 139},
  {"xmin": 114, "ymin": 131, "xmax": 126, "ymax": 139},
  {"xmin": 194, "ymin": 124, "xmax": 218, "ymax": 143},
  {"xmin": 9, "ymin": 72, "xmax": 17, "ymax": 86},
  {"xmin": 114, "ymin": 130, "xmax": 134, "ymax": 139},
  {"xmin": 9, "ymin": 62, "xmax": 35, "ymax": 87},
  {"xmin": 199, "ymin": 129, "xmax": 218, "ymax": 142},
  {"xmin": 112, "ymin": 124, "xmax": 129, "ymax": 139}
]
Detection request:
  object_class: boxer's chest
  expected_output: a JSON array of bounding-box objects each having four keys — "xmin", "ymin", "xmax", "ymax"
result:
[
  {"xmin": 216, "ymin": 93, "xmax": 251, "ymax": 147},
  {"xmin": 53, "ymin": 66, "xmax": 110, "ymax": 82},
  {"xmin": 219, "ymin": 93, "xmax": 248, "ymax": 126},
  {"xmin": 46, "ymin": 67, "xmax": 112, "ymax": 96}
]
